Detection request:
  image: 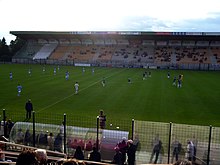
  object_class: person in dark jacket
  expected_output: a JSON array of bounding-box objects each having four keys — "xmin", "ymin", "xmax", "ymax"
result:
[
  {"xmin": 127, "ymin": 140, "xmax": 136, "ymax": 165},
  {"xmin": 89, "ymin": 147, "xmax": 101, "ymax": 162},
  {"xmin": 112, "ymin": 147, "xmax": 123, "ymax": 165},
  {"xmin": 25, "ymin": 99, "xmax": 33, "ymax": 119},
  {"xmin": 74, "ymin": 146, "xmax": 84, "ymax": 160}
]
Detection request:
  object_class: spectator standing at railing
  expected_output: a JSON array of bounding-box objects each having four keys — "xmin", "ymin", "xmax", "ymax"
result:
[
  {"xmin": 112, "ymin": 147, "xmax": 123, "ymax": 165},
  {"xmin": 149, "ymin": 135, "xmax": 162, "ymax": 164},
  {"xmin": 186, "ymin": 140, "xmax": 195, "ymax": 162},
  {"xmin": 127, "ymin": 140, "xmax": 136, "ymax": 165},
  {"xmin": 118, "ymin": 138, "xmax": 127, "ymax": 165},
  {"xmin": 171, "ymin": 139, "xmax": 182, "ymax": 163}
]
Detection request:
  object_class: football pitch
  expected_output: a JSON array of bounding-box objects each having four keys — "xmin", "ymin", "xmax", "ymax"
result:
[{"xmin": 1, "ymin": 64, "xmax": 220, "ymax": 128}]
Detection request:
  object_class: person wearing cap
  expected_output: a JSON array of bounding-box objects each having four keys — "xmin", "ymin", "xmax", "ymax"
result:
[
  {"xmin": 127, "ymin": 140, "xmax": 136, "ymax": 165},
  {"xmin": 25, "ymin": 99, "xmax": 33, "ymax": 120}
]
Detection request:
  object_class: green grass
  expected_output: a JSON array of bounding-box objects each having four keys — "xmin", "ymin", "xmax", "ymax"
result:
[{"xmin": 1, "ymin": 64, "xmax": 220, "ymax": 128}]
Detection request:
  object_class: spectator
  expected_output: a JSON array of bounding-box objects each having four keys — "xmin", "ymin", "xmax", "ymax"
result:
[
  {"xmin": 24, "ymin": 129, "xmax": 32, "ymax": 146},
  {"xmin": 16, "ymin": 128, "xmax": 24, "ymax": 144},
  {"xmin": 186, "ymin": 140, "xmax": 195, "ymax": 162},
  {"xmin": 47, "ymin": 132, "xmax": 54, "ymax": 151},
  {"xmin": 16, "ymin": 150, "xmax": 38, "ymax": 165},
  {"xmin": 118, "ymin": 137, "xmax": 127, "ymax": 165},
  {"xmin": 112, "ymin": 147, "xmax": 123, "ymax": 165},
  {"xmin": 38, "ymin": 131, "xmax": 48, "ymax": 148},
  {"xmin": 0, "ymin": 148, "xmax": 5, "ymax": 161},
  {"xmin": 70, "ymin": 138, "xmax": 78, "ymax": 150},
  {"xmin": 171, "ymin": 139, "xmax": 182, "ymax": 163},
  {"xmin": 85, "ymin": 140, "xmax": 93, "ymax": 151},
  {"xmin": 99, "ymin": 110, "xmax": 106, "ymax": 129},
  {"xmin": 6, "ymin": 119, "xmax": 14, "ymax": 138},
  {"xmin": 149, "ymin": 135, "xmax": 162, "ymax": 164},
  {"xmin": 0, "ymin": 121, "xmax": 4, "ymax": 136},
  {"xmin": 54, "ymin": 133, "xmax": 62, "ymax": 152},
  {"xmin": 74, "ymin": 146, "xmax": 84, "ymax": 160},
  {"xmin": 35, "ymin": 149, "xmax": 48, "ymax": 165},
  {"xmin": 0, "ymin": 148, "xmax": 12, "ymax": 163},
  {"xmin": 127, "ymin": 140, "xmax": 136, "ymax": 165},
  {"xmin": 89, "ymin": 147, "xmax": 101, "ymax": 162},
  {"xmin": 25, "ymin": 99, "xmax": 33, "ymax": 120}
]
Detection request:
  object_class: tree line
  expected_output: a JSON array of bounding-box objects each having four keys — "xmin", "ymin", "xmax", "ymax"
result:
[{"xmin": 0, "ymin": 37, "xmax": 25, "ymax": 62}]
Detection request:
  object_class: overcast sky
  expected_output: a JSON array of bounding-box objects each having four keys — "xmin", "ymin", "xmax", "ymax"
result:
[{"xmin": 1, "ymin": 0, "xmax": 220, "ymax": 44}]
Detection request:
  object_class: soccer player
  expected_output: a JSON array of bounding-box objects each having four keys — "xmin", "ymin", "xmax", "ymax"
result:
[
  {"xmin": 28, "ymin": 68, "xmax": 32, "ymax": 76},
  {"xmin": 101, "ymin": 77, "xmax": 106, "ymax": 87},
  {"xmin": 82, "ymin": 67, "xmax": 85, "ymax": 74},
  {"xmin": 17, "ymin": 84, "xmax": 22, "ymax": 96},
  {"xmin": 167, "ymin": 71, "xmax": 170, "ymax": 79},
  {"xmin": 53, "ymin": 67, "xmax": 56, "ymax": 75},
  {"xmin": 92, "ymin": 68, "xmax": 95, "ymax": 75},
  {"xmin": 172, "ymin": 76, "xmax": 177, "ymax": 86},
  {"xmin": 128, "ymin": 78, "xmax": 132, "ymax": 84},
  {"xmin": 9, "ymin": 72, "xmax": 13, "ymax": 80},
  {"xmin": 148, "ymin": 71, "xmax": 151, "ymax": 77},
  {"xmin": 74, "ymin": 82, "xmax": 79, "ymax": 94},
  {"xmin": 42, "ymin": 66, "xmax": 46, "ymax": 73},
  {"xmin": 65, "ymin": 71, "xmax": 69, "ymax": 80},
  {"xmin": 143, "ymin": 72, "xmax": 146, "ymax": 80},
  {"xmin": 181, "ymin": 74, "xmax": 184, "ymax": 81},
  {"xmin": 177, "ymin": 74, "xmax": 182, "ymax": 88}
]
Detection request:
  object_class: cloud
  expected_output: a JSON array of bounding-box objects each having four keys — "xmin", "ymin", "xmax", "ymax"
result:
[{"xmin": 1, "ymin": 0, "xmax": 220, "ymax": 44}]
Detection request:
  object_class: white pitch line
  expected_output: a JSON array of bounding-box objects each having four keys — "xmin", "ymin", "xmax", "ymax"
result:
[{"xmin": 37, "ymin": 68, "xmax": 127, "ymax": 112}]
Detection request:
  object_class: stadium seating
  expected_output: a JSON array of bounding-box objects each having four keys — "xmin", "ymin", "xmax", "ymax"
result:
[
  {"xmin": 65, "ymin": 45, "xmax": 96, "ymax": 62},
  {"xmin": 13, "ymin": 42, "xmax": 43, "ymax": 59},
  {"xmin": 210, "ymin": 47, "xmax": 220, "ymax": 64},
  {"xmin": 33, "ymin": 43, "xmax": 58, "ymax": 60},
  {"xmin": 49, "ymin": 44, "xmax": 71, "ymax": 60},
  {"xmin": 175, "ymin": 47, "xmax": 211, "ymax": 64},
  {"xmin": 13, "ymin": 39, "xmax": 220, "ymax": 67}
]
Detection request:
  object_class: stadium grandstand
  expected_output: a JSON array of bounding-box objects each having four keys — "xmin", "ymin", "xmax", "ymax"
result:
[{"xmin": 10, "ymin": 31, "xmax": 220, "ymax": 70}]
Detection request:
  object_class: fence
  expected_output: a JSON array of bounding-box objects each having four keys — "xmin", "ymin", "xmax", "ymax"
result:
[
  {"xmin": 1, "ymin": 109, "xmax": 220, "ymax": 165},
  {"xmin": 11, "ymin": 58, "xmax": 220, "ymax": 71}
]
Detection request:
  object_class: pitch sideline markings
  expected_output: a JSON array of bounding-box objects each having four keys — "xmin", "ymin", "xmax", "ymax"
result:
[{"xmin": 37, "ymin": 68, "xmax": 127, "ymax": 112}]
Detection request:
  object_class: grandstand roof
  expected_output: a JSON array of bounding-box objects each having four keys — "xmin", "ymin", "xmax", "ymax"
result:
[{"xmin": 10, "ymin": 31, "xmax": 220, "ymax": 41}]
